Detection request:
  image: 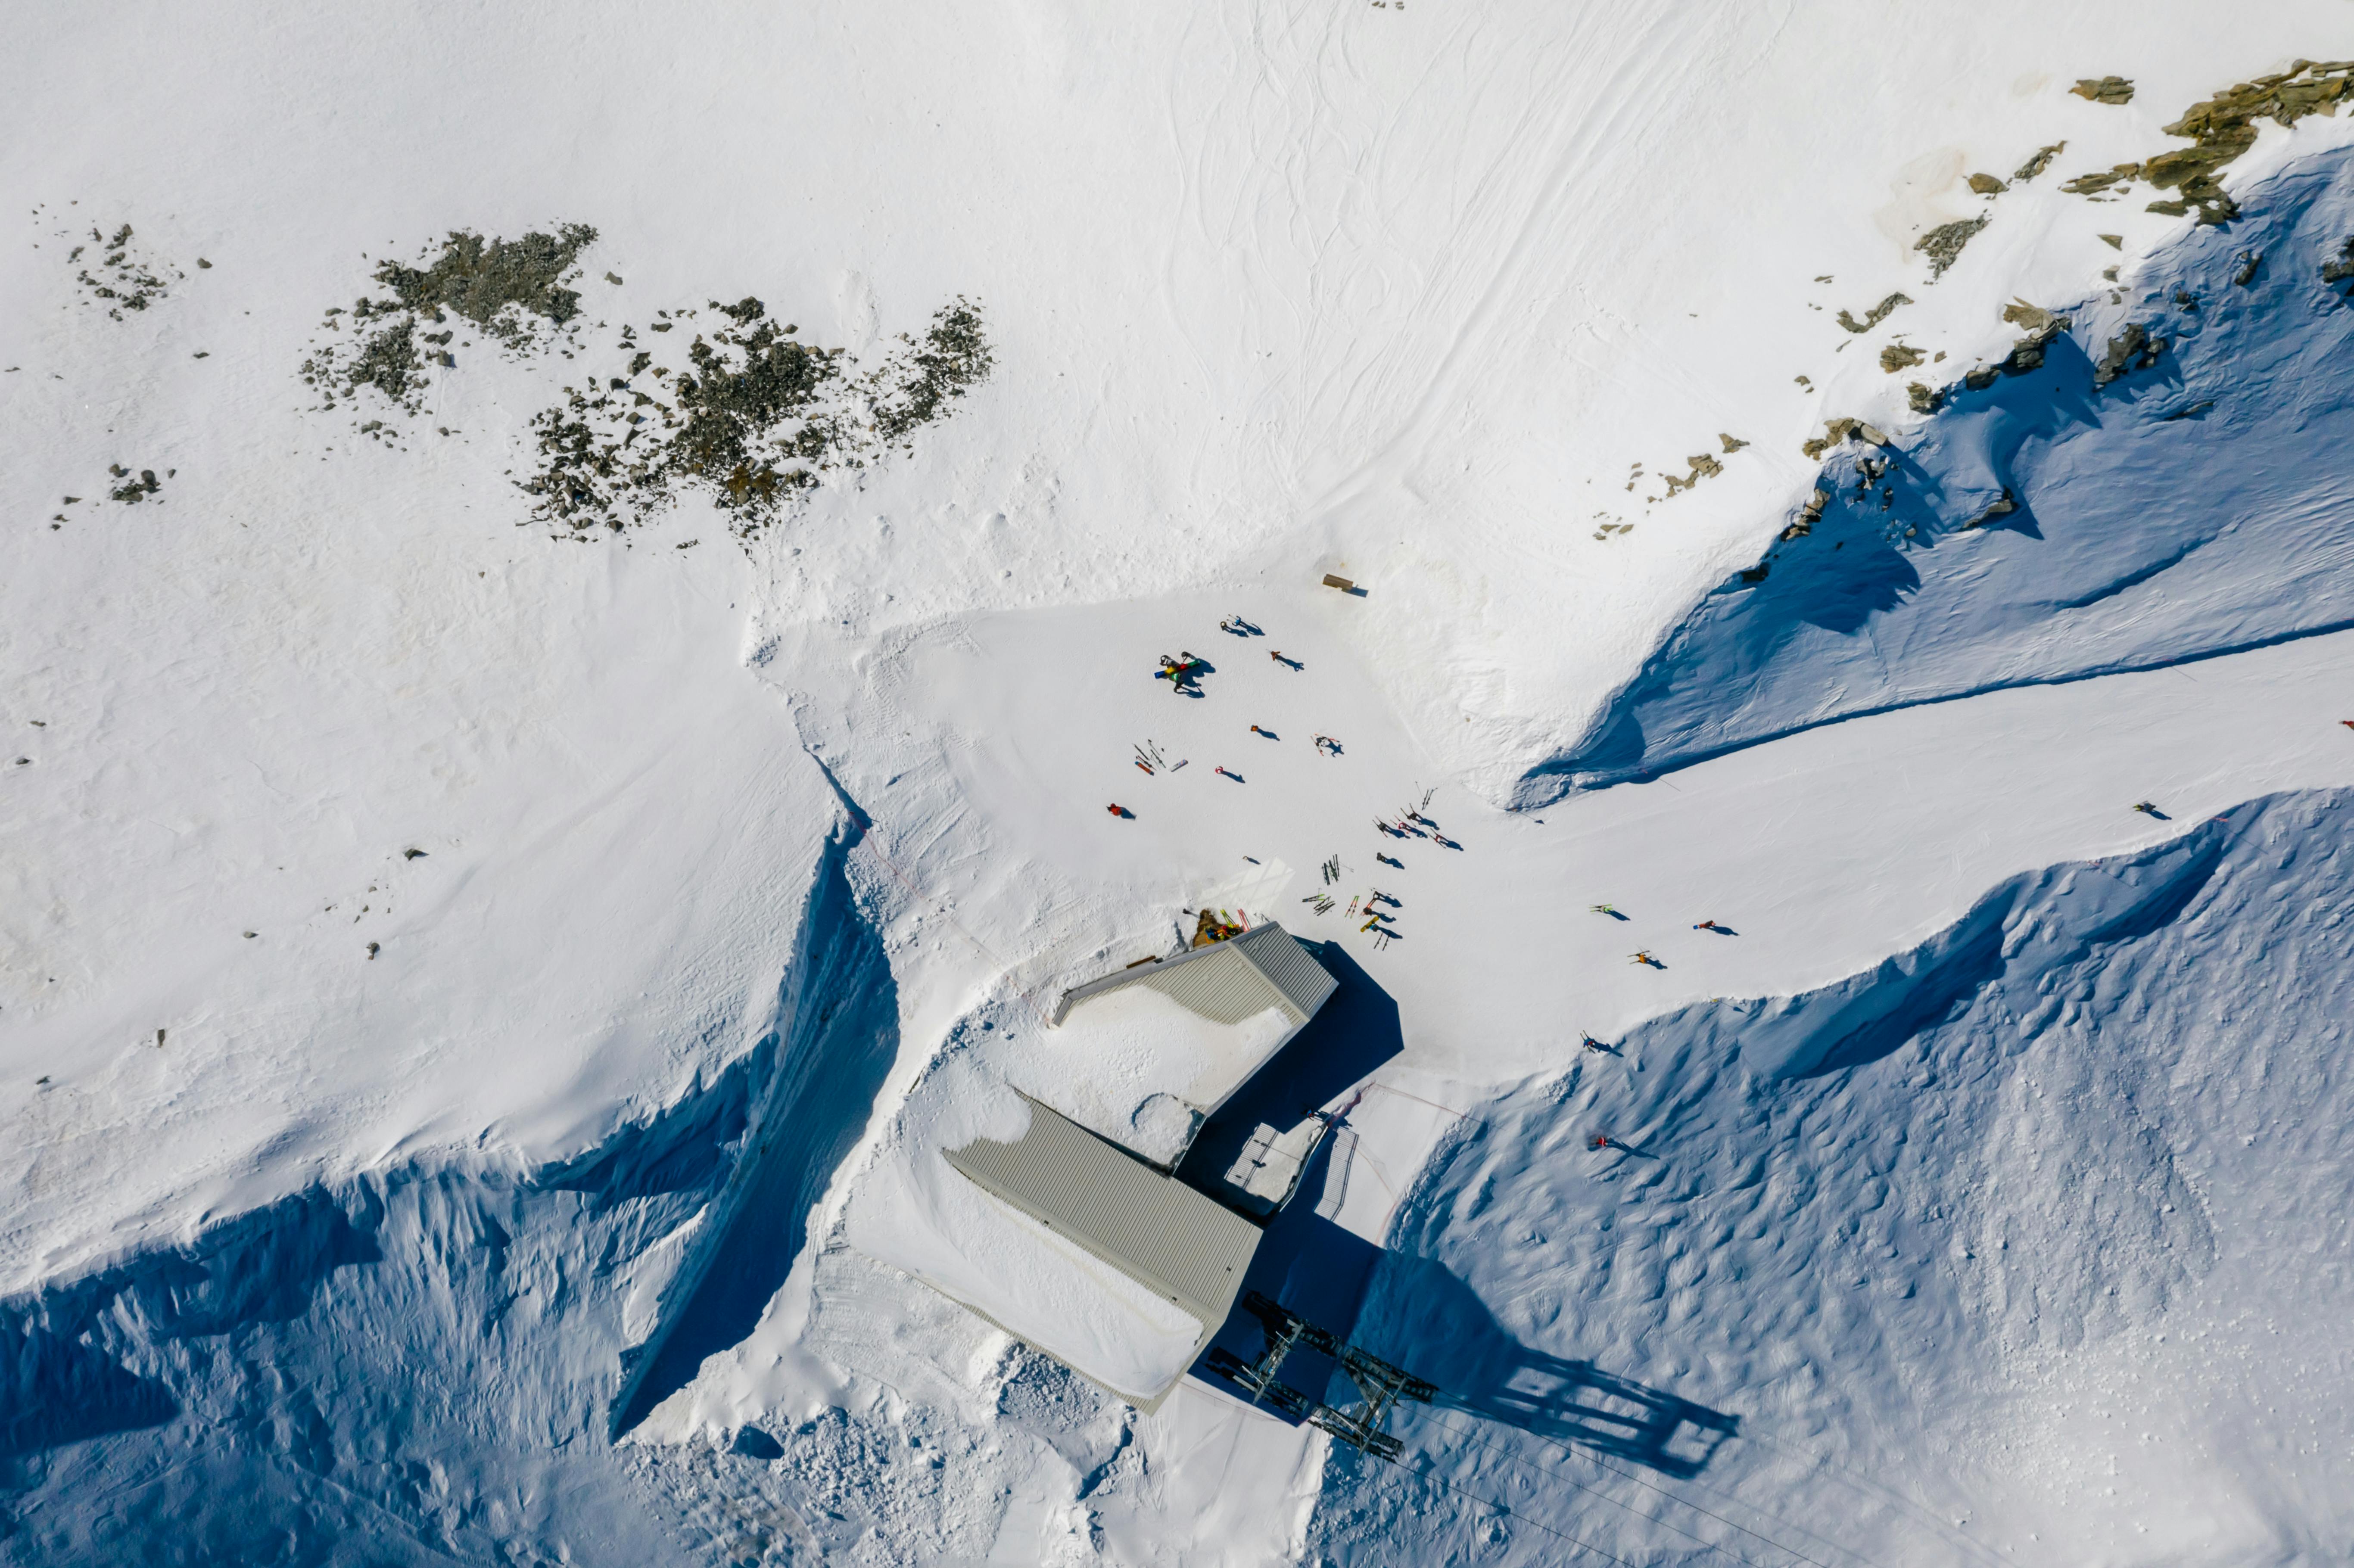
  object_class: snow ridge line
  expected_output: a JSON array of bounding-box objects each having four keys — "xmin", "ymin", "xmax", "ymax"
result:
[
  {"xmin": 1523, "ymin": 143, "xmax": 2354, "ymax": 802},
  {"xmin": 803, "ymin": 747, "xmax": 1062, "ymax": 1027},
  {"xmin": 1535, "ymin": 611, "xmax": 2354, "ymax": 797},
  {"xmin": 607, "ymin": 814, "xmax": 900, "ymax": 1437}
]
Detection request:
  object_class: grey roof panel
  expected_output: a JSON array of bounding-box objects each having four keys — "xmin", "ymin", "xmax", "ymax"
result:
[
  {"xmin": 1228, "ymin": 923, "xmax": 1340, "ymax": 1019},
  {"xmin": 944, "ymin": 1096, "xmax": 1261, "ymax": 1326},
  {"xmin": 1135, "ymin": 945, "xmax": 1295, "ymax": 1026},
  {"xmin": 1054, "ymin": 921, "xmax": 1336, "ymax": 1027}
]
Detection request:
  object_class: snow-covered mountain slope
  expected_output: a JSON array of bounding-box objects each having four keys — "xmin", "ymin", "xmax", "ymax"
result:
[
  {"xmin": 1542, "ymin": 146, "xmax": 2354, "ymax": 796},
  {"xmin": 10, "ymin": 3, "xmax": 2354, "ymax": 1565},
  {"xmin": 10, "ymin": 791, "xmax": 2348, "ymax": 1564},
  {"xmin": 1312, "ymin": 788, "xmax": 2354, "ymax": 1565}
]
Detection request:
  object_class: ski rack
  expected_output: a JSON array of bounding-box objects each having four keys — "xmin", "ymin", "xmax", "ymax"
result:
[{"xmin": 1204, "ymin": 1291, "xmax": 1434, "ymax": 1461}]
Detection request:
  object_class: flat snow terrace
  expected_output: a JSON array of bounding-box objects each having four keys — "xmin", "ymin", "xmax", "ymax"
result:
[{"xmin": 1028, "ymin": 923, "xmax": 1337, "ymax": 1166}]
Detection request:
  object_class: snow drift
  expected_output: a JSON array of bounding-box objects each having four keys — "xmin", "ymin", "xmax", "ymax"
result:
[
  {"xmin": 1310, "ymin": 789, "xmax": 2354, "ymax": 1565},
  {"xmin": 1538, "ymin": 145, "xmax": 2354, "ymax": 797}
]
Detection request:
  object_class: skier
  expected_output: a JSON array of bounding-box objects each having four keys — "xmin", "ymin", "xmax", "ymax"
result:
[
  {"xmin": 1693, "ymin": 919, "xmax": 1719, "ymax": 931},
  {"xmin": 1589, "ymin": 903, "xmax": 1617, "ymax": 915},
  {"xmin": 2132, "ymin": 800, "xmax": 2159, "ymax": 815},
  {"xmin": 1630, "ymin": 950, "xmax": 1657, "ymax": 966},
  {"xmin": 1249, "ymin": 724, "xmax": 1274, "ymax": 737},
  {"xmin": 1589, "ymin": 1134, "xmax": 1614, "ymax": 1150},
  {"xmin": 1215, "ymin": 765, "xmax": 1242, "ymax": 781},
  {"xmin": 1107, "ymin": 804, "xmax": 1130, "ymax": 818},
  {"xmin": 1581, "ymin": 1034, "xmax": 1611, "ymax": 1054}
]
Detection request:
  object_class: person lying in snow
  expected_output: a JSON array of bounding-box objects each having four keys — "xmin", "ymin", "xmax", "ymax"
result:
[{"xmin": 1155, "ymin": 652, "xmax": 1210, "ymax": 691}]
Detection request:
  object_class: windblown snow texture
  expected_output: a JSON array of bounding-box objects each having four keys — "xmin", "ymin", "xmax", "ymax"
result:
[
  {"xmin": 1533, "ymin": 147, "xmax": 2354, "ymax": 798},
  {"xmin": 0, "ymin": 829, "xmax": 900, "ymax": 1567},
  {"xmin": 1309, "ymin": 790, "xmax": 2354, "ymax": 1565}
]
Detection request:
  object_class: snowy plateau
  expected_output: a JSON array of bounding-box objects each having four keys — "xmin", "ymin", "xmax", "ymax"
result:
[{"xmin": 7, "ymin": 3, "xmax": 2354, "ymax": 1565}]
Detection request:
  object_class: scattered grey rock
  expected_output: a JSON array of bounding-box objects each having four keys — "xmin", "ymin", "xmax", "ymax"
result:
[
  {"xmin": 1967, "ymin": 172, "xmax": 2007, "ymax": 195},
  {"xmin": 1718, "ymin": 432, "xmax": 1749, "ymax": 453},
  {"xmin": 2062, "ymin": 165, "xmax": 2140, "ymax": 196},
  {"xmin": 2072, "ymin": 76, "xmax": 2135, "ymax": 105},
  {"xmin": 2320, "ymin": 237, "xmax": 2354, "ymax": 284},
  {"xmin": 1915, "ymin": 216, "xmax": 1988, "ymax": 277},
  {"xmin": 68, "ymin": 222, "xmax": 184, "ymax": 319},
  {"xmin": 1880, "ymin": 342, "xmax": 1925, "ymax": 373},
  {"xmin": 2232, "ymin": 250, "xmax": 2263, "ymax": 286},
  {"xmin": 1660, "ymin": 452, "xmax": 1723, "ymax": 498},
  {"xmin": 302, "ymin": 225, "xmax": 598, "ymax": 418},
  {"xmin": 2141, "ymin": 62, "xmax": 2354, "ymax": 226},
  {"xmin": 1907, "ymin": 381, "xmax": 1945, "ymax": 414},
  {"xmin": 1961, "ymin": 488, "xmax": 2018, "ymax": 528},
  {"xmin": 1837, "ymin": 292, "xmax": 1912, "ymax": 333},
  {"xmin": 1780, "ymin": 488, "xmax": 1830, "ymax": 541},
  {"xmin": 1995, "ymin": 302, "xmax": 2071, "ymax": 376},
  {"xmin": 2092, "ymin": 322, "xmax": 2170, "ymax": 386},
  {"xmin": 109, "ymin": 467, "xmax": 162, "ymax": 503},
  {"xmin": 525, "ymin": 294, "xmax": 992, "ymax": 537},
  {"xmin": 2013, "ymin": 142, "xmax": 2066, "ymax": 181},
  {"xmin": 1800, "ymin": 417, "xmax": 1861, "ymax": 458}
]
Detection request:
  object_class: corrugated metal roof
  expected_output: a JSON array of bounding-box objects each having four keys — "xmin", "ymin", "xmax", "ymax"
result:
[
  {"xmin": 944, "ymin": 1096, "xmax": 1262, "ymax": 1327},
  {"xmin": 1133, "ymin": 945, "xmax": 1292, "ymax": 1025},
  {"xmin": 1227, "ymin": 923, "xmax": 1340, "ymax": 1020},
  {"xmin": 1054, "ymin": 921, "xmax": 1336, "ymax": 1028}
]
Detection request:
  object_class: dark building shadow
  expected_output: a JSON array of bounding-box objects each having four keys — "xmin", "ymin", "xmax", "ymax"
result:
[
  {"xmin": 1174, "ymin": 943, "xmax": 1404, "ymax": 1206},
  {"xmin": 1188, "ymin": 1133, "xmax": 1385, "ymax": 1418}
]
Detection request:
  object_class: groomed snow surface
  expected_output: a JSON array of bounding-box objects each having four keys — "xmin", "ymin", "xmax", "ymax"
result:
[{"xmin": 8, "ymin": 3, "xmax": 2354, "ymax": 1564}]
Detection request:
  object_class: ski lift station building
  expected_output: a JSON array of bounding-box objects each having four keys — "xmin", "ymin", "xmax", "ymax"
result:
[{"xmin": 925, "ymin": 923, "xmax": 1340, "ymax": 1408}]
